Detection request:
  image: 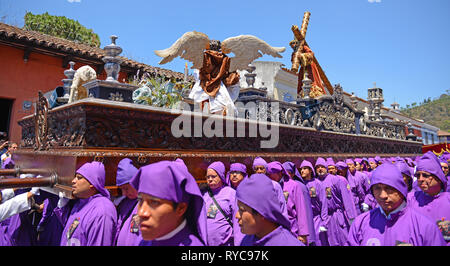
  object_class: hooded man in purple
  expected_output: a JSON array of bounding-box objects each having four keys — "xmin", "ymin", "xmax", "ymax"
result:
[
  {"xmin": 343, "ymin": 159, "xmax": 368, "ymax": 215},
  {"xmin": 266, "ymin": 161, "xmax": 310, "ymax": 245},
  {"xmin": 202, "ymin": 161, "xmax": 239, "ymax": 246},
  {"xmin": 226, "ymin": 163, "xmax": 248, "ymax": 189},
  {"xmin": 252, "ymin": 157, "xmax": 289, "ymax": 220},
  {"xmin": 355, "ymin": 158, "xmax": 371, "ymax": 194},
  {"xmin": 407, "ymin": 151, "xmax": 450, "ymax": 244},
  {"xmin": 283, "ymin": 161, "xmax": 316, "ymax": 246},
  {"xmin": 58, "ymin": 161, "xmax": 117, "ymax": 246},
  {"xmin": 114, "ymin": 158, "xmax": 140, "ymax": 246},
  {"xmin": 236, "ymin": 174, "xmax": 303, "ymax": 246},
  {"xmin": 253, "ymin": 157, "xmax": 268, "ymax": 174},
  {"xmin": 347, "ymin": 163, "xmax": 446, "ymax": 246},
  {"xmin": 132, "ymin": 160, "xmax": 207, "ymax": 246},
  {"xmin": 368, "ymin": 158, "xmax": 378, "ymax": 173},
  {"xmin": 326, "ymin": 157, "xmax": 337, "ymax": 175},
  {"xmin": 300, "ymin": 160, "xmax": 328, "ymax": 246},
  {"xmin": 315, "ymin": 158, "xmax": 357, "ymax": 246}
]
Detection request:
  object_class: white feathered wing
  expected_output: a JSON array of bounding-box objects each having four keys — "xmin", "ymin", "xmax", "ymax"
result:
[
  {"xmin": 154, "ymin": 31, "xmax": 210, "ymax": 70},
  {"xmin": 221, "ymin": 35, "xmax": 286, "ymax": 72}
]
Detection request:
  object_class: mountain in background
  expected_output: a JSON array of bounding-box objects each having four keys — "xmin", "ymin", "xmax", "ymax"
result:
[{"xmin": 399, "ymin": 91, "xmax": 450, "ymax": 132}]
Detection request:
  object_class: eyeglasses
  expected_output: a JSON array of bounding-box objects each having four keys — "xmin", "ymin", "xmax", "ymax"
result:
[
  {"xmin": 414, "ymin": 172, "xmax": 434, "ymax": 179},
  {"xmin": 254, "ymin": 166, "xmax": 265, "ymax": 171},
  {"xmin": 230, "ymin": 171, "xmax": 243, "ymax": 175},
  {"xmin": 206, "ymin": 175, "xmax": 218, "ymax": 179}
]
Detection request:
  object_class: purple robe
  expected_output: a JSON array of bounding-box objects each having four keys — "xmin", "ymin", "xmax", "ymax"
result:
[
  {"xmin": 240, "ymin": 226, "xmax": 304, "ymax": 246},
  {"xmin": 304, "ymin": 177, "xmax": 328, "ymax": 246},
  {"xmin": 283, "ymin": 161, "xmax": 316, "ymax": 245},
  {"xmin": 203, "ymin": 185, "xmax": 238, "ymax": 246},
  {"xmin": 116, "ymin": 204, "xmax": 142, "ymax": 246},
  {"xmin": 267, "ymin": 162, "xmax": 310, "ymax": 239},
  {"xmin": 346, "ymin": 170, "xmax": 368, "ymax": 214},
  {"xmin": 315, "ymin": 158, "xmax": 357, "ymax": 246},
  {"xmin": 36, "ymin": 198, "xmax": 63, "ymax": 246},
  {"xmin": 61, "ymin": 194, "xmax": 117, "ymax": 246},
  {"xmin": 409, "ymin": 151, "xmax": 450, "ymax": 243},
  {"xmin": 347, "ymin": 205, "xmax": 446, "ymax": 246},
  {"xmin": 407, "ymin": 191, "xmax": 450, "ymax": 244},
  {"xmin": 114, "ymin": 197, "xmax": 137, "ymax": 245}
]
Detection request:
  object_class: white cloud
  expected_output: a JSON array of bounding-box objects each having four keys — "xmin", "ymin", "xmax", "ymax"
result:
[
  {"xmin": 368, "ymin": 0, "xmax": 381, "ymax": 2},
  {"xmin": 67, "ymin": 0, "xmax": 81, "ymax": 3}
]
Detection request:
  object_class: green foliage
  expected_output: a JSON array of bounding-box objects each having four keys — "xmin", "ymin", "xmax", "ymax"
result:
[
  {"xmin": 400, "ymin": 93, "xmax": 450, "ymax": 132},
  {"xmin": 130, "ymin": 72, "xmax": 192, "ymax": 109},
  {"xmin": 23, "ymin": 12, "xmax": 100, "ymax": 47}
]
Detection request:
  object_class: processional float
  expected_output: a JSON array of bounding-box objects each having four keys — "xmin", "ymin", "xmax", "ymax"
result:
[{"xmin": 0, "ymin": 12, "xmax": 421, "ymax": 198}]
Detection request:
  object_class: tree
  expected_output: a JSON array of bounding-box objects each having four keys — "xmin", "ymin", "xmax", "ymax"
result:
[
  {"xmin": 23, "ymin": 12, "xmax": 100, "ymax": 47},
  {"xmin": 411, "ymin": 102, "xmax": 417, "ymax": 107}
]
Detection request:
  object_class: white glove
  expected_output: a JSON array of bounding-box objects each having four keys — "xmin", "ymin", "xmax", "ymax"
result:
[
  {"xmin": 319, "ymin": 226, "xmax": 328, "ymax": 232},
  {"xmin": 19, "ymin": 174, "xmax": 34, "ymax": 179},
  {"xmin": 30, "ymin": 187, "xmax": 40, "ymax": 196},
  {"xmin": 57, "ymin": 192, "xmax": 69, "ymax": 208},
  {"xmin": 361, "ymin": 203, "xmax": 370, "ymax": 212}
]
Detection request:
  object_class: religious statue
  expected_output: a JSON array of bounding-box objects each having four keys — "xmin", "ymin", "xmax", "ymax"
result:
[
  {"xmin": 68, "ymin": 65, "xmax": 97, "ymax": 103},
  {"xmin": 154, "ymin": 31, "xmax": 286, "ymax": 116},
  {"xmin": 290, "ymin": 12, "xmax": 332, "ymax": 99}
]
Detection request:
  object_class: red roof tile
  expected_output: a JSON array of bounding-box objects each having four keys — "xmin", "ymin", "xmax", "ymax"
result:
[{"xmin": 0, "ymin": 22, "xmax": 191, "ymax": 81}]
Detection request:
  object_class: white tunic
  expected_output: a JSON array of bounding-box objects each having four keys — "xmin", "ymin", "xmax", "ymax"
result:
[
  {"xmin": 189, "ymin": 69, "xmax": 240, "ymax": 116},
  {"xmin": 0, "ymin": 191, "xmax": 32, "ymax": 222}
]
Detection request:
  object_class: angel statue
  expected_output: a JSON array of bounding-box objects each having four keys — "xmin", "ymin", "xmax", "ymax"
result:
[{"xmin": 155, "ymin": 31, "xmax": 285, "ymax": 116}]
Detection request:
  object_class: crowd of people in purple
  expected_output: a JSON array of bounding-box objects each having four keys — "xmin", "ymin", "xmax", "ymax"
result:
[{"xmin": 0, "ymin": 150, "xmax": 449, "ymax": 246}]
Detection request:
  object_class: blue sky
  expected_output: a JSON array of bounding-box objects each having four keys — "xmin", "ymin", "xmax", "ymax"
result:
[{"xmin": 1, "ymin": 0, "xmax": 449, "ymax": 108}]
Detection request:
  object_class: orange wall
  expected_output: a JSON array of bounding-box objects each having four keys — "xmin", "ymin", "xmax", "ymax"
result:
[{"xmin": 0, "ymin": 44, "xmax": 128, "ymax": 144}]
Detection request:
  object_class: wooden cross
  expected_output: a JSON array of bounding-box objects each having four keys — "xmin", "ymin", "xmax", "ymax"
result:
[{"xmin": 291, "ymin": 11, "xmax": 311, "ymax": 73}]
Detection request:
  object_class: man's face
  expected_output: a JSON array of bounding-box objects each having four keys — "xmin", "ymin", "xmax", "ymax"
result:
[
  {"xmin": 369, "ymin": 162, "xmax": 377, "ymax": 170},
  {"xmin": 8, "ymin": 143, "xmax": 17, "ymax": 154},
  {"xmin": 327, "ymin": 165, "xmax": 337, "ymax": 175},
  {"xmin": 268, "ymin": 171, "xmax": 282, "ymax": 182},
  {"xmin": 337, "ymin": 168, "xmax": 347, "ymax": 177},
  {"xmin": 137, "ymin": 193, "xmax": 186, "ymax": 241},
  {"xmin": 230, "ymin": 171, "xmax": 245, "ymax": 188},
  {"xmin": 441, "ymin": 162, "xmax": 449, "ymax": 176},
  {"xmin": 119, "ymin": 183, "xmax": 138, "ymax": 199},
  {"xmin": 347, "ymin": 163, "xmax": 356, "ymax": 174},
  {"xmin": 315, "ymin": 165, "xmax": 328, "ymax": 177},
  {"xmin": 206, "ymin": 169, "xmax": 223, "ymax": 190},
  {"xmin": 71, "ymin": 173, "xmax": 94, "ymax": 199},
  {"xmin": 416, "ymin": 171, "xmax": 442, "ymax": 196},
  {"xmin": 300, "ymin": 167, "xmax": 312, "ymax": 180},
  {"xmin": 254, "ymin": 165, "xmax": 266, "ymax": 174},
  {"xmin": 372, "ymin": 183, "xmax": 404, "ymax": 215},
  {"xmin": 236, "ymin": 200, "xmax": 263, "ymax": 236}
]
